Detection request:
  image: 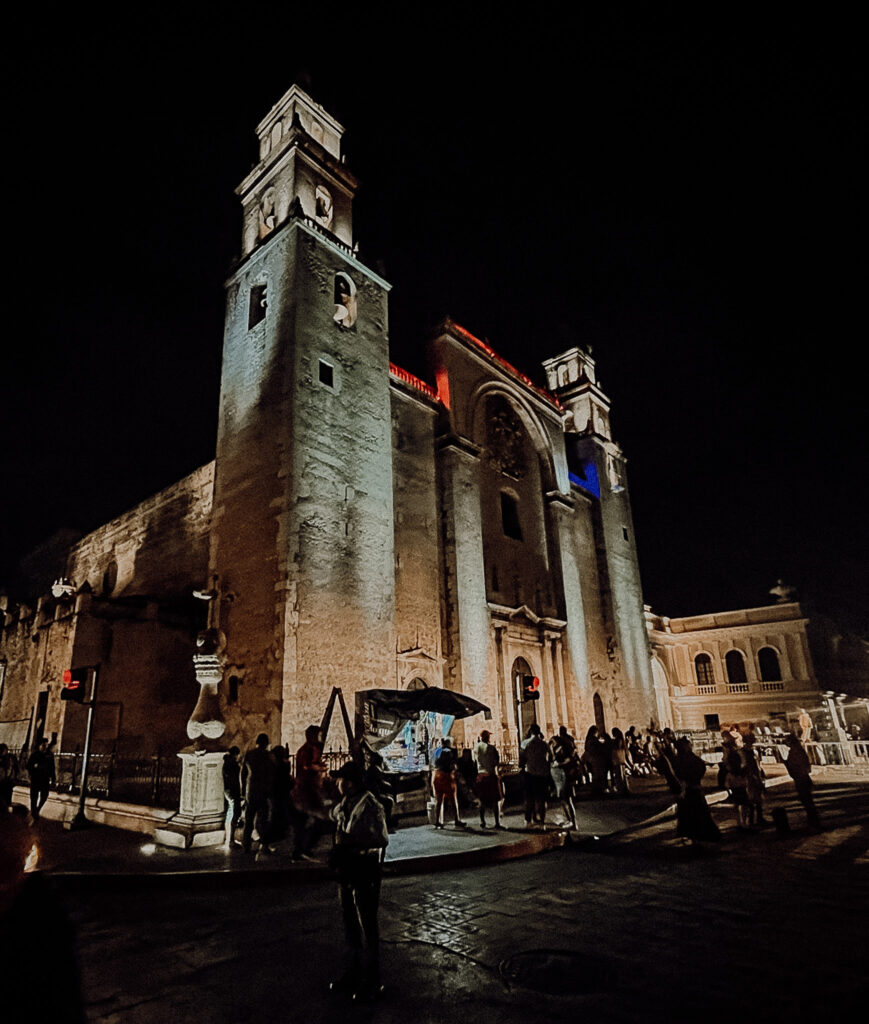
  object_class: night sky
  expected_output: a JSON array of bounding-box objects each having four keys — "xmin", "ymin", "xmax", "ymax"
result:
[{"xmin": 2, "ymin": 11, "xmax": 865, "ymax": 633}]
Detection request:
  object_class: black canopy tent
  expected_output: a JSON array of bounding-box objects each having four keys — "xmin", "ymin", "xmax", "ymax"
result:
[{"xmin": 356, "ymin": 687, "xmax": 491, "ymax": 752}]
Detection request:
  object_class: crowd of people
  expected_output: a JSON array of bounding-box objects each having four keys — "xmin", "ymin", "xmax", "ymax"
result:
[{"xmin": 426, "ymin": 719, "xmax": 823, "ymax": 844}]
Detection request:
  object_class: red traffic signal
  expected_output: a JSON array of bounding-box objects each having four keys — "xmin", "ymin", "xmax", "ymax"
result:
[
  {"xmin": 61, "ymin": 667, "xmax": 88, "ymax": 702},
  {"xmin": 520, "ymin": 675, "xmax": 541, "ymax": 702}
]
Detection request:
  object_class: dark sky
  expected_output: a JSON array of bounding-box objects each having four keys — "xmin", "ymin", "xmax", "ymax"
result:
[{"xmin": 2, "ymin": 10, "xmax": 865, "ymax": 632}]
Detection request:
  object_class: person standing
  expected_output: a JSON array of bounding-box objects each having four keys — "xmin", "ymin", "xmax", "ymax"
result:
[
  {"xmin": 519, "ymin": 723, "xmax": 551, "ymax": 828},
  {"xmin": 222, "ymin": 746, "xmax": 242, "ymax": 848},
  {"xmin": 550, "ymin": 728, "xmax": 577, "ymax": 827},
  {"xmin": 673, "ymin": 736, "xmax": 721, "ymax": 843},
  {"xmin": 240, "ymin": 733, "xmax": 275, "ymax": 854},
  {"xmin": 473, "ymin": 730, "xmax": 504, "ymax": 829},
  {"xmin": 0, "ymin": 743, "xmax": 19, "ymax": 813},
  {"xmin": 783, "ymin": 733, "xmax": 821, "ymax": 831},
  {"xmin": 27, "ymin": 739, "xmax": 55, "ymax": 820},
  {"xmin": 432, "ymin": 736, "xmax": 464, "ymax": 828},
  {"xmin": 292, "ymin": 724, "xmax": 328, "ymax": 858},
  {"xmin": 583, "ymin": 726, "xmax": 608, "ymax": 797},
  {"xmin": 724, "ymin": 728, "xmax": 751, "ymax": 830},
  {"xmin": 610, "ymin": 727, "xmax": 630, "ymax": 796},
  {"xmin": 329, "ymin": 761, "xmax": 389, "ymax": 1002},
  {"xmin": 743, "ymin": 731, "xmax": 768, "ymax": 827}
]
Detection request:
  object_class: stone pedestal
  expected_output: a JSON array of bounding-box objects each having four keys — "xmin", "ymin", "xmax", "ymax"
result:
[
  {"xmin": 154, "ymin": 746, "xmax": 226, "ymax": 848},
  {"xmin": 155, "ymin": 633, "xmax": 229, "ymax": 849}
]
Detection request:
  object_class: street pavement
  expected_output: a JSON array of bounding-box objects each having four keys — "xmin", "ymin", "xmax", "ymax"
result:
[
  {"xmin": 18, "ymin": 774, "xmax": 682, "ymax": 880},
  {"xmin": 7, "ymin": 769, "xmax": 868, "ymax": 1023}
]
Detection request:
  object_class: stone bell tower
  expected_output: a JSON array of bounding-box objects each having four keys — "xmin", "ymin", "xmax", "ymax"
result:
[
  {"xmin": 543, "ymin": 346, "xmax": 655, "ymax": 726},
  {"xmin": 209, "ymin": 84, "xmax": 396, "ymax": 752}
]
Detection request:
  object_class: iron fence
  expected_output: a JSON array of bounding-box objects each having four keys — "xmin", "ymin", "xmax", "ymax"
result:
[{"xmin": 9, "ymin": 745, "xmax": 358, "ymax": 811}]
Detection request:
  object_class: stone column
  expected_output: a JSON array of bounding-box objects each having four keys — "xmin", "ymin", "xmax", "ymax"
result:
[
  {"xmin": 155, "ymin": 630, "xmax": 228, "ymax": 849},
  {"xmin": 439, "ymin": 438, "xmax": 494, "ymax": 709},
  {"xmin": 546, "ymin": 493, "xmax": 591, "ymax": 705}
]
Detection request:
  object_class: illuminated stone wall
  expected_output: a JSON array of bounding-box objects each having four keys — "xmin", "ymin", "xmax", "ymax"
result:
[
  {"xmin": 67, "ymin": 464, "xmax": 213, "ymax": 599},
  {"xmin": 390, "ymin": 383, "xmax": 443, "ymax": 690},
  {"xmin": 213, "ymin": 220, "xmax": 396, "ymax": 753}
]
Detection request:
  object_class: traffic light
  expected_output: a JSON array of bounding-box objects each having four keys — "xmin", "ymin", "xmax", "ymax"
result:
[
  {"xmin": 520, "ymin": 675, "xmax": 540, "ymax": 702},
  {"xmin": 61, "ymin": 667, "xmax": 88, "ymax": 702}
]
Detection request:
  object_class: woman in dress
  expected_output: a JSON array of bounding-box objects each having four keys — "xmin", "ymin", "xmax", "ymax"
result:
[{"xmin": 673, "ymin": 736, "xmax": 722, "ymax": 843}]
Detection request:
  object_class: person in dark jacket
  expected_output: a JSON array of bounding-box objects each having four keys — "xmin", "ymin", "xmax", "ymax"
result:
[
  {"xmin": 673, "ymin": 737, "xmax": 721, "ymax": 843},
  {"xmin": 0, "ymin": 743, "xmax": 19, "ymax": 812},
  {"xmin": 222, "ymin": 745, "xmax": 242, "ymax": 848},
  {"xmin": 240, "ymin": 733, "xmax": 275, "ymax": 854},
  {"xmin": 27, "ymin": 739, "xmax": 56, "ymax": 820},
  {"xmin": 783, "ymin": 733, "xmax": 821, "ymax": 830},
  {"xmin": 329, "ymin": 760, "xmax": 389, "ymax": 1001}
]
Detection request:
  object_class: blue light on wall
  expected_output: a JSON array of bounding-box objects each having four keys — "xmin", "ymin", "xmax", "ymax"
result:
[{"xmin": 568, "ymin": 460, "xmax": 600, "ymax": 498}]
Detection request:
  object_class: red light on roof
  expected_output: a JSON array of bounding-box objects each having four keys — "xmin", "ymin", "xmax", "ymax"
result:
[
  {"xmin": 445, "ymin": 320, "xmax": 563, "ymax": 410},
  {"xmin": 389, "ymin": 363, "xmax": 439, "ymax": 401}
]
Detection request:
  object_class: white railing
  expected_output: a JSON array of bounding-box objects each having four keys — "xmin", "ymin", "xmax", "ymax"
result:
[
  {"xmin": 727, "ymin": 683, "xmax": 750, "ymax": 694},
  {"xmin": 806, "ymin": 740, "xmax": 869, "ymax": 767},
  {"xmin": 761, "ymin": 682, "xmax": 784, "ymax": 692}
]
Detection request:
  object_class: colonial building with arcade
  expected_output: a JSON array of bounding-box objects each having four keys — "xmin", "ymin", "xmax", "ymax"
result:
[{"xmin": 0, "ymin": 85, "xmax": 657, "ymax": 774}]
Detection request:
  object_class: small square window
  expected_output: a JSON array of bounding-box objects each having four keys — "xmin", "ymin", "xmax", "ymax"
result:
[{"xmin": 319, "ymin": 360, "xmax": 334, "ymax": 388}]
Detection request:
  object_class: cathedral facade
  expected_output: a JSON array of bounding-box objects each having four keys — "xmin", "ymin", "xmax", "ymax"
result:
[{"xmin": 0, "ymin": 85, "xmax": 657, "ymax": 762}]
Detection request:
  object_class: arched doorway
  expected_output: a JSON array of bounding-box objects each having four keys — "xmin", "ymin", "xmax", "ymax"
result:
[
  {"xmin": 512, "ymin": 656, "xmax": 537, "ymax": 741},
  {"xmin": 593, "ymin": 692, "xmax": 606, "ymax": 733}
]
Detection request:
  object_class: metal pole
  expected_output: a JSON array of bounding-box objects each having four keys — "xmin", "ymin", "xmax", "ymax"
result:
[{"xmin": 68, "ymin": 666, "xmax": 98, "ymax": 830}]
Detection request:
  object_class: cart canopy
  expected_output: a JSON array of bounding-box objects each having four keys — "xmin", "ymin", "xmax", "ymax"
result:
[{"xmin": 356, "ymin": 687, "xmax": 491, "ymax": 750}]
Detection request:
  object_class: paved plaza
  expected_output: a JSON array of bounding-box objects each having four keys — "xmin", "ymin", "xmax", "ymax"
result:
[{"xmin": 6, "ymin": 770, "xmax": 868, "ymax": 1023}]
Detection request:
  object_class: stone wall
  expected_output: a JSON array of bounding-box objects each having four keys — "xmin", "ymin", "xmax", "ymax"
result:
[
  {"xmin": 390, "ymin": 383, "xmax": 443, "ymax": 688},
  {"xmin": 68, "ymin": 464, "xmax": 214, "ymax": 600}
]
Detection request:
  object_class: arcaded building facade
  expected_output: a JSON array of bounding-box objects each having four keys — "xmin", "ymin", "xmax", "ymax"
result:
[{"xmin": 0, "ymin": 85, "xmax": 657, "ymax": 761}]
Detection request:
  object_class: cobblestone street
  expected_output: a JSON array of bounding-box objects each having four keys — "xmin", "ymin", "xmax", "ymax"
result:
[{"xmin": 61, "ymin": 773, "xmax": 868, "ymax": 1023}]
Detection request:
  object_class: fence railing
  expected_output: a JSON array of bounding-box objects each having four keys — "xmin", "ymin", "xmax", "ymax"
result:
[{"xmin": 9, "ymin": 746, "xmax": 357, "ymax": 811}]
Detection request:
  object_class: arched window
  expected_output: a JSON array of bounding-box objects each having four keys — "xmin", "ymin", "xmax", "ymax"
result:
[
  {"xmin": 725, "ymin": 650, "xmax": 747, "ymax": 685},
  {"xmin": 694, "ymin": 653, "xmax": 714, "ymax": 687},
  {"xmin": 406, "ymin": 677, "xmax": 427, "ymax": 690},
  {"xmin": 333, "ymin": 272, "xmax": 357, "ymax": 328},
  {"xmin": 758, "ymin": 647, "xmax": 782, "ymax": 682}
]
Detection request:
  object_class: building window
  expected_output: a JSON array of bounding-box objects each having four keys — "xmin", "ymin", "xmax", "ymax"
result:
[
  {"xmin": 500, "ymin": 492, "xmax": 522, "ymax": 541},
  {"xmin": 333, "ymin": 273, "xmax": 357, "ymax": 328},
  {"xmin": 228, "ymin": 675, "xmax": 240, "ymax": 704},
  {"xmin": 725, "ymin": 650, "xmax": 747, "ymax": 685},
  {"xmin": 758, "ymin": 647, "xmax": 782, "ymax": 682},
  {"xmin": 248, "ymin": 283, "xmax": 267, "ymax": 329},
  {"xmin": 318, "ymin": 359, "xmax": 334, "ymax": 388},
  {"xmin": 315, "ymin": 184, "xmax": 334, "ymax": 230},
  {"xmin": 694, "ymin": 653, "xmax": 714, "ymax": 687},
  {"xmin": 622, "ymin": 526, "xmax": 629, "ymax": 541}
]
